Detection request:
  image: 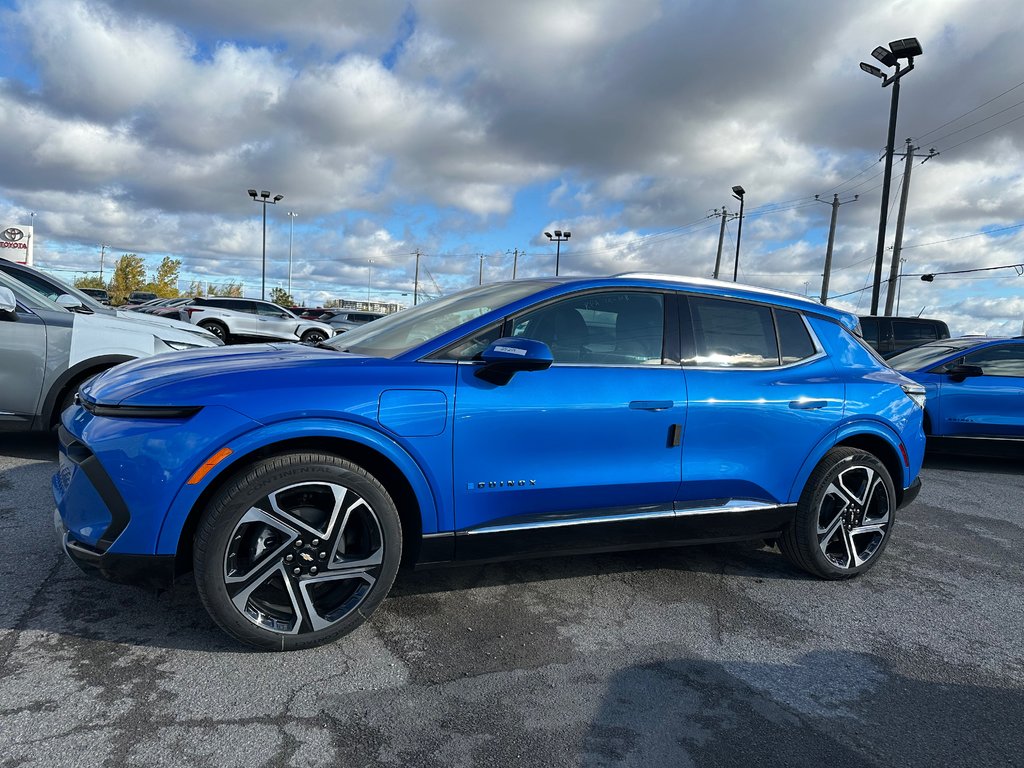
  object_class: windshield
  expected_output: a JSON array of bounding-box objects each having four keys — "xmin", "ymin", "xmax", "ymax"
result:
[
  {"xmin": 0, "ymin": 262, "xmax": 110, "ymax": 313},
  {"xmin": 888, "ymin": 343, "xmax": 969, "ymax": 371},
  {"xmin": 0, "ymin": 270, "xmax": 70, "ymax": 313},
  {"xmin": 323, "ymin": 280, "xmax": 554, "ymax": 358}
]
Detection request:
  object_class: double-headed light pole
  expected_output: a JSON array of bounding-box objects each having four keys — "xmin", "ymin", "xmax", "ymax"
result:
[
  {"xmin": 544, "ymin": 230, "xmax": 571, "ymax": 276},
  {"xmin": 859, "ymin": 37, "xmax": 922, "ymax": 315},
  {"xmin": 247, "ymin": 188, "xmax": 283, "ymax": 300}
]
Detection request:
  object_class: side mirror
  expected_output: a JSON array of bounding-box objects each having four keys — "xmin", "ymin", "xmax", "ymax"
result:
[
  {"xmin": 0, "ymin": 286, "xmax": 17, "ymax": 314},
  {"xmin": 947, "ymin": 364, "xmax": 983, "ymax": 382},
  {"xmin": 475, "ymin": 337, "xmax": 554, "ymax": 385},
  {"xmin": 56, "ymin": 294, "xmax": 85, "ymax": 311}
]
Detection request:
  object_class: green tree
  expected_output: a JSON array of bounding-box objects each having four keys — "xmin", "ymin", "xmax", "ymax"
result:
[
  {"xmin": 73, "ymin": 275, "xmax": 105, "ymax": 290},
  {"xmin": 269, "ymin": 287, "xmax": 295, "ymax": 307},
  {"xmin": 208, "ymin": 281, "xmax": 243, "ymax": 297},
  {"xmin": 150, "ymin": 256, "xmax": 181, "ymax": 297},
  {"xmin": 107, "ymin": 254, "xmax": 146, "ymax": 304}
]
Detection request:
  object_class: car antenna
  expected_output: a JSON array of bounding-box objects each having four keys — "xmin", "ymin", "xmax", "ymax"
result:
[{"xmin": 916, "ymin": 306, "xmax": 927, "ymax": 318}]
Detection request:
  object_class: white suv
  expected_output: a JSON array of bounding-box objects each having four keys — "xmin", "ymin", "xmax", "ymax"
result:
[
  {"xmin": 181, "ymin": 298, "xmax": 334, "ymax": 344},
  {"xmin": 0, "ymin": 272, "xmax": 221, "ymax": 431}
]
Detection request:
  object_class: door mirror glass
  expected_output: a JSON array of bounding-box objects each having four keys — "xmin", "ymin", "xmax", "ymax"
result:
[
  {"xmin": 476, "ymin": 337, "xmax": 554, "ymax": 385},
  {"xmin": 947, "ymin": 364, "xmax": 983, "ymax": 382},
  {"xmin": 0, "ymin": 286, "xmax": 17, "ymax": 313}
]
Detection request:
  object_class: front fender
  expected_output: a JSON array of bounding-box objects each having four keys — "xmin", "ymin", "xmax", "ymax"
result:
[
  {"xmin": 155, "ymin": 417, "xmax": 442, "ymax": 556},
  {"xmin": 786, "ymin": 417, "xmax": 909, "ymax": 503}
]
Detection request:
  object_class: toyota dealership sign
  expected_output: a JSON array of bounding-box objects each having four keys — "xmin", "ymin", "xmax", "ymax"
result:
[{"xmin": 0, "ymin": 225, "xmax": 33, "ymax": 265}]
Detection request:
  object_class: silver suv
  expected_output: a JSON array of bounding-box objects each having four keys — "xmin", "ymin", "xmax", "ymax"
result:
[
  {"xmin": 0, "ymin": 272, "xmax": 221, "ymax": 431},
  {"xmin": 181, "ymin": 297, "xmax": 333, "ymax": 344}
]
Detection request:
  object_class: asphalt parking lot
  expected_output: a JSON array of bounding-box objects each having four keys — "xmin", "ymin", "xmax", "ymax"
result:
[{"xmin": 1, "ymin": 434, "xmax": 1021, "ymax": 767}]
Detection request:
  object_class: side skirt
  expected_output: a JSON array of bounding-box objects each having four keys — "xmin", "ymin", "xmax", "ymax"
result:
[{"xmin": 415, "ymin": 501, "xmax": 796, "ymax": 567}]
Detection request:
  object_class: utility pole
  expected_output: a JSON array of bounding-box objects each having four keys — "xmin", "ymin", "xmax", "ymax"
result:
[
  {"xmin": 710, "ymin": 208, "xmax": 736, "ymax": 280},
  {"xmin": 815, "ymin": 194, "xmax": 858, "ymax": 305},
  {"xmin": 99, "ymin": 243, "xmax": 108, "ymax": 281},
  {"xmin": 286, "ymin": 211, "xmax": 297, "ymax": 297},
  {"xmin": 413, "ymin": 249, "xmax": 421, "ymax": 306},
  {"xmin": 884, "ymin": 141, "xmax": 937, "ymax": 315},
  {"xmin": 478, "ymin": 254, "xmax": 484, "ymax": 285},
  {"xmin": 508, "ymin": 247, "xmax": 520, "ymax": 279}
]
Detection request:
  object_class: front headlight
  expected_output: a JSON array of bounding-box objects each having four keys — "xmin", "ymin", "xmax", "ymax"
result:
[
  {"xmin": 901, "ymin": 383, "xmax": 926, "ymax": 409},
  {"xmin": 162, "ymin": 339, "xmax": 204, "ymax": 351}
]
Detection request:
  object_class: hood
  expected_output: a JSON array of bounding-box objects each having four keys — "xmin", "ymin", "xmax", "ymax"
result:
[
  {"xmin": 115, "ymin": 309, "xmax": 220, "ymax": 341},
  {"xmin": 82, "ymin": 343, "xmax": 370, "ymax": 405}
]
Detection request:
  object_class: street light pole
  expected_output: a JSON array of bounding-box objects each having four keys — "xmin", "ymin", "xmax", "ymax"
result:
[
  {"xmin": 544, "ymin": 230, "xmax": 571, "ymax": 276},
  {"xmin": 860, "ymin": 37, "xmax": 922, "ymax": 315},
  {"xmin": 366, "ymin": 259, "xmax": 374, "ymax": 305},
  {"xmin": 247, "ymin": 188, "xmax": 284, "ymax": 300},
  {"xmin": 731, "ymin": 186, "xmax": 745, "ymax": 282},
  {"xmin": 286, "ymin": 211, "xmax": 297, "ymax": 298}
]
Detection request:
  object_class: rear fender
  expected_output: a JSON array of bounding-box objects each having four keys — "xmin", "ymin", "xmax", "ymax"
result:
[{"xmin": 787, "ymin": 419, "xmax": 908, "ymax": 502}]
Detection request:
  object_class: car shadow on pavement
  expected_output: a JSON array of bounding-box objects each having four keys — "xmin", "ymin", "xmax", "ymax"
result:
[
  {"xmin": 392, "ymin": 541, "xmax": 807, "ymax": 599},
  {"xmin": 924, "ymin": 450, "xmax": 1023, "ymax": 474},
  {"xmin": 580, "ymin": 650, "xmax": 1023, "ymax": 767},
  {"xmin": 0, "ymin": 432, "xmax": 59, "ymax": 461}
]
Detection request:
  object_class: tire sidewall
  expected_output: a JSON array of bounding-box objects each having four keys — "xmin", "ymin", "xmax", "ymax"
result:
[
  {"xmin": 194, "ymin": 454, "xmax": 402, "ymax": 650},
  {"xmin": 199, "ymin": 320, "xmax": 227, "ymax": 341},
  {"xmin": 301, "ymin": 330, "xmax": 326, "ymax": 344},
  {"xmin": 799, "ymin": 450, "xmax": 897, "ymax": 578}
]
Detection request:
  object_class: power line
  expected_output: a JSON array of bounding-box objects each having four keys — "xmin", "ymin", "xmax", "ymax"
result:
[
  {"xmin": 900, "ymin": 222, "xmax": 1024, "ymax": 250},
  {"xmin": 914, "ymin": 78, "xmax": 1024, "ymax": 142},
  {"xmin": 933, "ymin": 110, "xmax": 1024, "ymax": 154},
  {"xmin": 925, "ymin": 95, "xmax": 1024, "ymax": 146}
]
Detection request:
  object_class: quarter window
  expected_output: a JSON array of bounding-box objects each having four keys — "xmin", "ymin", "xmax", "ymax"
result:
[
  {"xmin": 686, "ymin": 297, "xmax": 779, "ymax": 368},
  {"xmin": 776, "ymin": 310, "xmax": 817, "ymax": 363}
]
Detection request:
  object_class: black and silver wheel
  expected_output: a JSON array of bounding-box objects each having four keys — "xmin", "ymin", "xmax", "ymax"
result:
[
  {"xmin": 300, "ymin": 329, "xmax": 327, "ymax": 345},
  {"xmin": 199, "ymin": 320, "xmax": 229, "ymax": 343},
  {"xmin": 780, "ymin": 446, "xmax": 896, "ymax": 579},
  {"xmin": 193, "ymin": 453, "xmax": 401, "ymax": 650}
]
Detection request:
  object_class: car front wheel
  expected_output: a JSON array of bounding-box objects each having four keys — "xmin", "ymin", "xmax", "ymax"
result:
[
  {"xmin": 300, "ymin": 329, "xmax": 327, "ymax": 344},
  {"xmin": 779, "ymin": 446, "xmax": 896, "ymax": 579},
  {"xmin": 193, "ymin": 452, "xmax": 402, "ymax": 650}
]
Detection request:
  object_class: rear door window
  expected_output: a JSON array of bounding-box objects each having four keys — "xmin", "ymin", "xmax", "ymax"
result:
[
  {"xmin": 892, "ymin": 320, "xmax": 939, "ymax": 343},
  {"xmin": 686, "ymin": 297, "xmax": 779, "ymax": 368}
]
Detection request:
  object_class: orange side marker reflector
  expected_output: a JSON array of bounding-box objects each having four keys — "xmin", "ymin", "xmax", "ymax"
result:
[{"xmin": 187, "ymin": 447, "xmax": 233, "ymax": 485}]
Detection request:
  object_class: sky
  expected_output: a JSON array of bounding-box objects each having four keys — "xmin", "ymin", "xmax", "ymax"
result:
[{"xmin": 1, "ymin": 0, "xmax": 1024, "ymax": 334}]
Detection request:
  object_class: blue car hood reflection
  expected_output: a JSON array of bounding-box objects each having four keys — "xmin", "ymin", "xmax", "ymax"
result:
[{"xmin": 83, "ymin": 343, "xmax": 372, "ymax": 406}]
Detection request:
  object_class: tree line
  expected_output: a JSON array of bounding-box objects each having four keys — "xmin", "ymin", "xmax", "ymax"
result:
[{"xmin": 72, "ymin": 254, "xmax": 251, "ymax": 304}]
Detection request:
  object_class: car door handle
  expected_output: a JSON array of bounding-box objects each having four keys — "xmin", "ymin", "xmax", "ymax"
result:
[
  {"xmin": 629, "ymin": 400, "xmax": 674, "ymax": 411},
  {"xmin": 789, "ymin": 399, "xmax": 828, "ymax": 410}
]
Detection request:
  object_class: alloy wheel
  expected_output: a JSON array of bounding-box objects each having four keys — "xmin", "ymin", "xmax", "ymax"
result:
[
  {"xmin": 816, "ymin": 464, "xmax": 891, "ymax": 569},
  {"xmin": 223, "ymin": 481, "xmax": 384, "ymax": 635}
]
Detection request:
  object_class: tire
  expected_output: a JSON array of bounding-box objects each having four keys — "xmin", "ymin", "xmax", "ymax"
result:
[
  {"xmin": 199, "ymin": 320, "xmax": 229, "ymax": 343},
  {"xmin": 779, "ymin": 446, "xmax": 897, "ymax": 580},
  {"xmin": 193, "ymin": 452, "xmax": 402, "ymax": 650},
  {"xmin": 51, "ymin": 371, "xmax": 103, "ymax": 429},
  {"xmin": 300, "ymin": 329, "xmax": 327, "ymax": 345}
]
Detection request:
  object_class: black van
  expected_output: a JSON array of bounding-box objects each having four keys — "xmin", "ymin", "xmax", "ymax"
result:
[{"xmin": 857, "ymin": 315, "xmax": 951, "ymax": 357}]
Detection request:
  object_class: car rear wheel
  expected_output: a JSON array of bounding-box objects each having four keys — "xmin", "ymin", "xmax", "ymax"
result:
[
  {"xmin": 199, "ymin": 320, "xmax": 229, "ymax": 343},
  {"xmin": 193, "ymin": 452, "xmax": 402, "ymax": 650},
  {"xmin": 779, "ymin": 446, "xmax": 896, "ymax": 579},
  {"xmin": 300, "ymin": 329, "xmax": 327, "ymax": 344}
]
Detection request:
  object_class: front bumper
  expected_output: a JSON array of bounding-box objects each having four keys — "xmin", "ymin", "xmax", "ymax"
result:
[{"xmin": 54, "ymin": 508, "xmax": 177, "ymax": 590}]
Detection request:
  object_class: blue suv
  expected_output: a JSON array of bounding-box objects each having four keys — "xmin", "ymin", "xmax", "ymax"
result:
[{"xmin": 54, "ymin": 275, "xmax": 926, "ymax": 649}]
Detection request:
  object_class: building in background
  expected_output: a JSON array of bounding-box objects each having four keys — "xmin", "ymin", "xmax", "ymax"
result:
[{"xmin": 0, "ymin": 225, "xmax": 33, "ymax": 265}]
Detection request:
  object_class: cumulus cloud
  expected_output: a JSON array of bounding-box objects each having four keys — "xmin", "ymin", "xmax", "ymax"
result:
[{"xmin": 0, "ymin": 0, "xmax": 1023, "ymax": 329}]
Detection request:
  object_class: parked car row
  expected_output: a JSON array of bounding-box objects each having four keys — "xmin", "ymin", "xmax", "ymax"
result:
[{"xmin": 178, "ymin": 297, "xmax": 335, "ymax": 344}]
